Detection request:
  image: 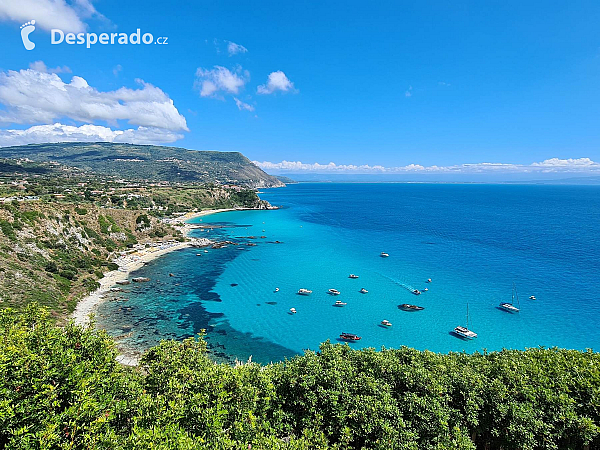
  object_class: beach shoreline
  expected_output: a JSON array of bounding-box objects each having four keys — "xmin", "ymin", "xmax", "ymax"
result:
[{"xmin": 71, "ymin": 207, "xmax": 244, "ymax": 327}]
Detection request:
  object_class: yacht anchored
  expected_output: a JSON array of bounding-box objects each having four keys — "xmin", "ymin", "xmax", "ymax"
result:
[
  {"xmin": 359, "ymin": 288, "xmax": 368, "ymax": 294},
  {"xmin": 499, "ymin": 283, "xmax": 520, "ymax": 313},
  {"xmin": 297, "ymin": 288, "xmax": 312, "ymax": 296},
  {"xmin": 333, "ymin": 300, "xmax": 347, "ymax": 307},
  {"xmin": 339, "ymin": 332, "xmax": 361, "ymax": 341},
  {"xmin": 398, "ymin": 304, "xmax": 424, "ymax": 311},
  {"xmin": 349, "ymin": 274, "xmax": 359, "ymax": 279},
  {"xmin": 274, "ymin": 287, "xmax": 280, "ymax": 292},
  {"xmin": 380, "ymin": 320, "xmax": 392, "ymax": 327},
  {"xmin": 453, "ymin": 304, "xmax": 477, "ymax": 339},
  {"xmin": 380, "ymin": 252, "xmax": 389, "ymax": 257},
  {"xmin": 529, "ymin": 295, "xmax": 536, "ymax": 300},
  {"xmin": 289, "ymin": 308, "xmax": 297, "ymax": 314},
  {"xmin": 328, "ymin": 288, "xmax": 341, "ymax": 295}
]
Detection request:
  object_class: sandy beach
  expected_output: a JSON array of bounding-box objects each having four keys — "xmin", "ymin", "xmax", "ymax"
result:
[{"xmin": 71, "ymin": 208, "xmax": 237, "ymax": 327}]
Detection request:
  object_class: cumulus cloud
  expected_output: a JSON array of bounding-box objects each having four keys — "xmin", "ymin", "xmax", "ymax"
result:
[
  {"xmin": 405, "ymin": 86, "xmax": 413, "ymax": 97},
  {"xmin": 194, "ymin": 65, "xmax": 249, "ymax": 98},
  {"xmin": 233, "ymin": 97, "xmax": 255, "ymax": 112},
  {"xmin": 0, "ymin": 123, "xmax": 183, "ymax": 147},
  {"xmin": 254, "ymin": 158, "xmax": 600, "ymax": 174},
  {"xmin": 113, "ymin": 64, "xmax": 122, "ymax": 77},
  {"xmin": 0, "ymin": 0, "xmax": 102, "ymax": 33},
  {"xmin": 257, "ymin": 71, "xmax": 296, "ymax": 95},
  {"xmin": 29, "ymin": 61, "xmax": 71, "ymax": 74},
  {"xmin": 0, "ymin": 67, "xmax": 188, "ymax": 132},
  {"xmin": 227, "ymin": 41, "xmax": 248, "ymax": 56}
]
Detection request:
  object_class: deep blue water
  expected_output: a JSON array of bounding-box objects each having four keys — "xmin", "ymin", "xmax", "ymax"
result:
[{"xmin": 96, "ymin": 183, "xmax": 600, "ymax": 364}]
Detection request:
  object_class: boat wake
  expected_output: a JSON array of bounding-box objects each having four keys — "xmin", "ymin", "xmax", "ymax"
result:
[{"xmin": 377, "ymin": 273, "xmax": 420, "ymax": 294}]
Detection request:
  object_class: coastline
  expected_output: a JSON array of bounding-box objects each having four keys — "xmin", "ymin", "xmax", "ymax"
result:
[{"xmin": 71, "ymin": 207, "xmax": 241, "ymax": 327}]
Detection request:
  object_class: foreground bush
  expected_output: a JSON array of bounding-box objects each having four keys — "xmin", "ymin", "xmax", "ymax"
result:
[{"xmin": 0, "ymin": 305, "xmax": 599, "ymax": 449}]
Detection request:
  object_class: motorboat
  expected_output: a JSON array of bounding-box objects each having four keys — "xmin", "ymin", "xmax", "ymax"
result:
[
  {"xmin": 398, "ymin": 304, "xmax": 424, "ymax": 311},
  {"xmin": 297, "ymin": 289, "xmax": 312, "ymax": 296},
  {"xmin": 274, "ymin": 287, "xmax": 280, "ymax": 292},
  {"xmin": 380, "ymin": 252, "xmax": 389, "ymax": 258},
  {"xmin": 289, "ymin": 308, "xmax": 297, "ymax": 314},
  {"xmin": 328, "ymin": 288, "xmax": 341, "ymax": 295},
  {"xmin": 412, "ymin": 289, "xmax": 421, "ymax": 295},
  {"xmin": 349, "ymin": 274, "xmax": 359, "ymax": 279},
  {"xmin": 339, "ymin": 332, "xmax": 361, "ymax": 341},
  {"xmin": 423, "ymin": 287, "xmax": 428, "ymax": 292},
  {"xmin": 333, "ymin": 300, "xmax": 347, "ymax": 307},
  {"xmin": 380, "ymin": 320, "xmax": 392, "ymax": 327},
  {"xmin": 529, "ymin": 295, "xmax": 536, "ymax": 300},
  {"xmin": 426, "ymin": 278, "xmax": 432, "ymax": 283},
  {"xmin": 359, "ymin": 288, "xmax": 368, "ymax": 294}
]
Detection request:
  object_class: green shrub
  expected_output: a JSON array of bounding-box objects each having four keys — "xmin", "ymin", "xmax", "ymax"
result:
[{"xmin": 0, "ymin": 306, "xmax": 599, "ymax": 449}]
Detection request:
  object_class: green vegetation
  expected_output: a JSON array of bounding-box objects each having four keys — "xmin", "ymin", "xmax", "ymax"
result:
[
  {"xmin": 1, "ymin": 305, "xmax": 599, "ymax": 449},
  {"xmin": 0, "ymin": 142, "xmax": 283, "ymax": 187},
  {"xmin": 0, "ymin": 157, "xmax": 272, "ymax": 316}
]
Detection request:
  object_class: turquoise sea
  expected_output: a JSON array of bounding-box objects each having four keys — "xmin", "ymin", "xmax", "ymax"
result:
[{"xmin": 96, "ymin": 183, "xmax": 600, "ymax": 364}]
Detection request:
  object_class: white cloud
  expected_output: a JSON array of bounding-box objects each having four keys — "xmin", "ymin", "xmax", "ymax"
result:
[
  {"xmin": 257, "ymin": 71, "xmax": 296, "ymax": 95},
  {"xmin": 0, "ymin": 123, "xmax": 183, "ymax": 147},
  {"xmin": 0, "ymin": 68, "xmax": 188, "ymax": 132},
  {"xmin": 233, "ymin": 97, "xmax": 255, "ymax": 112},
  {"xmin": 194, "ymin": 65, "xmax": 249, "ymax": 98},
  {"xmin": 253, "ymin": 158, "xmax": 600, "ymax": 174},
  {"xmin": 0, "ymin": 0, "xmax": 102, "ymax": 33},
  {"xmin": 405, "ymin": 86, "xmax": 413, "ymax": 97},
  {"xmin": 227, "ymin": 41, "xmax": 248, "ymax": 56},
  {"xmin": 29, "ymin": 61, "xmax": 71, "ymax": 74},
  {"xmin": 113, "ymin": 64, "xmax": 122, "ymax": 77}
]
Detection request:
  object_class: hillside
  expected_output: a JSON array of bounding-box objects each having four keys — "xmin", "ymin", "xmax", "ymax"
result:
[
  {"xmin": 0, "ymin": 158, "xmax": 272, "ymax": 316},
  {"xmin": 0, "ymin": 142, "xmax": 283, "ymax": 188}
]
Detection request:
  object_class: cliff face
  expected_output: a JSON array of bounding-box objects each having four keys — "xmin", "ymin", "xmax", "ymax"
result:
[{"xmin": 0, "ymin": 142, "xmax": 284, "ymax": 188}]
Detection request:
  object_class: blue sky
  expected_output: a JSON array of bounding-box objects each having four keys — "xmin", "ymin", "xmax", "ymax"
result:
[{"xmin": 0, "ymin": 0, "xmax": 599, "ymax": 177}]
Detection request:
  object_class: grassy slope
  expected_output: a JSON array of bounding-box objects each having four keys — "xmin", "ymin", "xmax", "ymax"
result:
[{"xmin": 0, "ymin": 142, "xmax": 283, "ymax": 187}]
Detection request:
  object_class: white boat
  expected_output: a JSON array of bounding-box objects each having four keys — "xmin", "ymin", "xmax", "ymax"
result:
[
  {"xmin": 328, "ymin": 288, "xmax": 341, "ymax": 295},
  {"xmin": 274, "ymin": 287, "xmax": 280, "ymax": 292},
  {"xmin": 453, "ymin": 304, "xmax": 477, "ymax": 339},
  {"xmin": 453, "ymin": 326, "xmax": 478, "ymax": 339},
  {"xmin": 360, "ymin": 288, "xmax": 368, "ymax": 294},
  {"xmin": 529, "ymin": 295, "xmax": 536, "ymax": 300},
  {"xmin": 333, "ymin": 300, "xmax": 347, "ymax": 307},
  {"xmin": 423, "ymin": 287, "xmax": 428, "ymax": 292},
  {"xmin": 349, "ymin": 274, "xmax": 359, "ymax": 279},
  {"xmin": 297, "ymin": 289, "xmax": 312, "ymax": 296},
  {"xmin": 380, "ymin": 252, "xmax": 389, "ymax": 258},
  {"xmin": 499, "ymin": 284, "xmax": 520, "ymax": 313},
  {"xmin": 426, "ymin": 278, "xmax": 432, "ymax": 283},
  {"xmin": 380, "ymin": 320, "xmax": 392, "ymax": 327},
  {"xmin": 289, "ymin": 308, "xmax": 297, "ymax": 314}
]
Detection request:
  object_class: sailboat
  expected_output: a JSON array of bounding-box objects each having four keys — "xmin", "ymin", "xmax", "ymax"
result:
[
  {"xmin": 499, "ymin": 283, "xmax": 520, "ymax": 313},
  {"xmin": 453, "ymin": 303, "xmax": 477, "ymax": 339}
]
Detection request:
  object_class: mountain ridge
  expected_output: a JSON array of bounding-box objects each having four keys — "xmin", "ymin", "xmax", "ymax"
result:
[{"xmin": 0, "ymin": 142, "xmax": 283, "ymax": 188}]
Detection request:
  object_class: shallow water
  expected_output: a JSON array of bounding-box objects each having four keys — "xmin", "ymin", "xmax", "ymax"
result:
[{"xmin": 96, "ymin": 183, "xmax": 600, "ymax": 364}]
